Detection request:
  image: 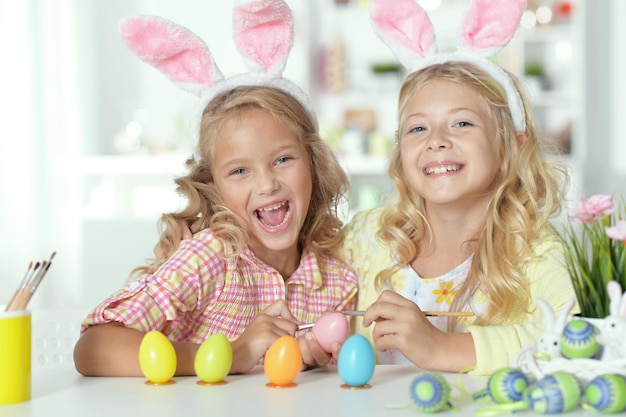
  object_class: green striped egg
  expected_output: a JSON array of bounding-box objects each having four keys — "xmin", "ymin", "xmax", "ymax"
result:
[
  {"xmin": 526, "ymin": 371, "xmax": 582, "ymax": 414},
  {"xmin": 560, "ymin": 319, "xmax": 600, "ymax": 359},
  {"xmin": 584, "ymin": 374, "xmax": 626, "ymax": 414},
  {"xmin": 409, "ymin": 372, "xmax": 452, "ymax": 413},
  {"xmin": 486, "ymin": 367, "xmax": 530, "ymax": 403}
]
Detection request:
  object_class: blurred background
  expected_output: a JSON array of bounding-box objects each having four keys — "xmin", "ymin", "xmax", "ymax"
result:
[{"xmin": 1, "ymin": 0, "xmax": 624, "ymax": 310}]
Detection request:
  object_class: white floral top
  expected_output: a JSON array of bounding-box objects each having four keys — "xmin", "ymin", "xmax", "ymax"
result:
[{"xmin": 378, "ymin": 255, "xmax": 490, "ymax": 364}]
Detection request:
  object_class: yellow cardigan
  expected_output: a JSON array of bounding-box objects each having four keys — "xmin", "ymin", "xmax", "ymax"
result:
[{"xmin": 339, "ymin": 207, "xmax": 579, "ymax": 375}]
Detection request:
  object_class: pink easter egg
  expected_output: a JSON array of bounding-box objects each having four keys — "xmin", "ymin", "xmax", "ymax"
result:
[{"xmin": 312, "ymin": 312, "xmax": 350, "ymax": 353}]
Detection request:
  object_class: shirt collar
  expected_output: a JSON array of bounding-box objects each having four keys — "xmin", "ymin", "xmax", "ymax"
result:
[{"xmin": 240, "ymin": 240, "xmax": 323, "ymax": 290}]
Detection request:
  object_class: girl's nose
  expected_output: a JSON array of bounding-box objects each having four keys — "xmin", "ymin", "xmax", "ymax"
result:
[
  {"xmin": 255, "ymin": 170, "xmax": 279, "ymax": 195},
  {"xmin": 426, "ymin": 128, "xmax": 452, "ymax": 150}
]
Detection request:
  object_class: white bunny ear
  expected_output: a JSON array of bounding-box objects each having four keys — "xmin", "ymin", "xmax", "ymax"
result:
[
  {"xmin": 119, "ymin": 15, "xmax": 223, "ymax": 96},
  {"xmin": 608, "ymin": 280, "xmax": 624, "ymax": 316},
  {"xmin": 233, "ymin": 0, "xmax": 293, "ymax": 76},
  {"xmin": 369, "ymin": 0, "xmax": 437, "ymax": 70},
  {"xmin": 555, "ymin": 297, "xmax": 576, "ymax": 331},
  {"xmin": 537, "ymin": 298, "xmax": 556, "ymax": 331},
  {"xmin": 458, "ymin": 0, "xmax": 527, "ymax": 57}
]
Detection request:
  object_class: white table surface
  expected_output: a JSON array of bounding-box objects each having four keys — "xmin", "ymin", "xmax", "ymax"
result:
[{"xmin": 0, "ymin": 364, "xmax": 597, "ymax": 417}]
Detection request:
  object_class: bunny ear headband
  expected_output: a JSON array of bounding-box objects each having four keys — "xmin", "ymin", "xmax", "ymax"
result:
[
  {"xmin": 118, "ymin": 0, "xmax": 317, "ymax": 143},
  {"xmin": 369, "ymin": 0, "xmax": 527, "ymax": 132}
]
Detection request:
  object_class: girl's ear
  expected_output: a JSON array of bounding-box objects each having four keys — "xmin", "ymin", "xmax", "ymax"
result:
[{"xmin": 515, "ymin": 132, "xmax": 528, "ymax": 146}]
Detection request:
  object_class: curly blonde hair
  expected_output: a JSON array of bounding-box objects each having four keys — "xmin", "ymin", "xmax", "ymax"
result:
[
  {"xmin": 374, "ymin": 62, "xmax": 569, "ymax": 329},
  {"xmin": 131, "ymin": 86, "xmax": 350, "ymax": 277}
]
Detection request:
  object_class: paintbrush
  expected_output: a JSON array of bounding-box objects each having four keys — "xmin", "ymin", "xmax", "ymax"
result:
[
  {"xmin": 339, "ymin": 310, "xmax": 475, "ymax": 317},
  {"xmin": 6, "ymin": 252, "xmax": 56, "ymax": 311},
  {"xmin": 297, "ymin": 309, "xmax": 474, "ymax": 330}
]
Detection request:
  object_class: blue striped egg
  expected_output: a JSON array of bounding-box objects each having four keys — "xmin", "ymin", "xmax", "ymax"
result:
[
  {"xmin": 584, "ymin": 374, "xmax": 626, "ymax": 414},
  {"xmin": 560, "ymin": 319, "xmax": 600, "ymax": 359},
  {"xmin": 526, "ymin": 372, "xmax": 582, "ymax": 414},
  {"xmin": 409, "ymin": 372, "xmax": 452, "ymax": 413},
  {"xmin": 486, "ymin": 367, "xmax": 530, "ymax": 403}
]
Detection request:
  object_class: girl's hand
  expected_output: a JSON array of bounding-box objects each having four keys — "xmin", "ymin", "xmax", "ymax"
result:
[
  {"xmin": 296, "ymin": 332, "xmax": 335, "ymax": 369},
  {"xmin": 362, "ymin": 290, "xmax": 476, "ymax": 372},
  {"xmin": 362, "ymin": 290, "xmax": 442, "ymax": 369},
  {"xmin": 229, "ymin": 300, "xmax": 298, "ymax": 374}
]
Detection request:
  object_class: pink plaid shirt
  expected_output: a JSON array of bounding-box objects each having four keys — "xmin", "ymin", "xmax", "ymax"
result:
[{"xmin": 81, "ymin": 228, "xmax": 358, "ymax": 343}]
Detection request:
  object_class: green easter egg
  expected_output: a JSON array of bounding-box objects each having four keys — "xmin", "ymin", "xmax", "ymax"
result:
[
  {"xmin": 527, "ymin": 372, "xmax": 582, "ymax": 414},
  {"xmin": 488, "ymin": 367, "xmax": 530, "ymax": 404},
  {"xmin": 409, "ymin": 372, "xmax": 451, "ymax": 413},
  {"xmin": 561, "ymin": 319, "xmax": 599, "ymax": 359},
  {"xmin": 585, "ymin": 374, "xmax": 626, "ymax": 413}
]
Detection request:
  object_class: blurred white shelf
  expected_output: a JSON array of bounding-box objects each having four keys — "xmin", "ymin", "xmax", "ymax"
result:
[
  {"xmin": 339, "ymin": 155, "xmax": 389, "ymax": 176},
  {"xmin": 54, "ymin": 154, "xmax": 189, "ymax": 176}
]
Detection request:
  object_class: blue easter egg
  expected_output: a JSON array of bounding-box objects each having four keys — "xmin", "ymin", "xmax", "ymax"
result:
[
  {"xmin": 487, "ymin": 367, "xmax": 530, "ymax": 404},
  {"xmin": 410, "ymin": 372, "xmax": 452, "ymax": 413},
  {"xmin": 526, "ymin": 372, "xmax": 582, "ymax": 414},
  {"xmin": 337, "ymin": 334, "xmax": 375, "ymax": 387},
  {"xmin": 584, "ymin": 374, "xmax": 626, "ymax": 413},
  {"xmin": 561, "ymin": 319, "xmax": 600, "ymax": 359}
]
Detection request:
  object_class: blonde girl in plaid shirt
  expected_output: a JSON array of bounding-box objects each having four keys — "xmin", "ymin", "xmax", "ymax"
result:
[{"xmin": 74, "ymin": 86, "xmax": 358, "ymax": 377}]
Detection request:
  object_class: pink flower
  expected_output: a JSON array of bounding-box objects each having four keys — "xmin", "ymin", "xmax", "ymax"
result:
[
  {"xmin": 571, "ymin": 194, "xmax": 617, "ymax": 223},
  {"xmin": 606, "ymin": 220, "xmax": 626, "ymax": 243}
]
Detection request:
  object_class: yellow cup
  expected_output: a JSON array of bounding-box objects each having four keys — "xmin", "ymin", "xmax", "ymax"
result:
[{"xmin": 0, "ymin": 309, "xmax": 31, "ymax": 405}]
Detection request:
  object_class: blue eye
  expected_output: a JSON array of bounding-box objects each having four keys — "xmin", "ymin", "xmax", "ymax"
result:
[
  {"xmin": 276, "ymin": 156, "xmax": 292, "ymax": 165},
  {"xmin": 408, "ymin": 126, "xmax": 426, "ymax": 133},
  {"xmin": 230, "ymin": 168, "xmax": 247, "ymax": 176},
  {"xmin": 456, "ymin": 121, "xmax": 473, "ymax": 127}
]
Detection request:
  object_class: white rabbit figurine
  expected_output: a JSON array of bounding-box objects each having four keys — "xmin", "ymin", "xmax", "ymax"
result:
[
  {"xmin": 597, "ymin": 280, "xmax": 626, "ymax": 361},
  {"xmin": 535, "ymin": 297, "xmax": 576, "ymax": 360}
]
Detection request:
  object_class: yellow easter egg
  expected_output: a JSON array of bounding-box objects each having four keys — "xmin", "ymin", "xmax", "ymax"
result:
[
  {"xmin": 138, "ymin": 331, "xmax": 177, "ymax": 384},
  {"xmin": 194, "ymin": 333, "xmax": 233, "ymax": 384},
  {"xmin": 264, "ymin": 335, "xmax": 302, "ymax": 387}
]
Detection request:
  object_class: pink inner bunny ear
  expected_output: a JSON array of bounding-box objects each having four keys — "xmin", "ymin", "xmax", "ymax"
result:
[
  {"xmin": 369, "ymin": 0, "xmax": 436, "ymax": 69},
  {"xmin": 233, "ymin": 0, "xmax": 293, "ymax": 76},
  {"xmin": 459, "ymin": 0, "xmax": 527, "ymax": 55},
  {"xmin": 119, "ymin": 16, "xmax": 222, "ymax": 95}
]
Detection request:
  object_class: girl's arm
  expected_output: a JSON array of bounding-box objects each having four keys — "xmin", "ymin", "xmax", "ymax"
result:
[{"xmin": 73, "ymin": 322, "xmax": 200, "ymax": 376}]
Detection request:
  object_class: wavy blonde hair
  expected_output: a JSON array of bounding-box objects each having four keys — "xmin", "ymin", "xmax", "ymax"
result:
[
  {"xmin": 375, "ymin": 62, "xmax": 569, "ymax": 330},
  {"xmin": 131, "ymin": 86, "xmax": 350, "ymax": 277}
]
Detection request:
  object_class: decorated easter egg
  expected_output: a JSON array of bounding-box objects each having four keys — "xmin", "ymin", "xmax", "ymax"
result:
[
  {"xmin": 561, "ymin": 319, "xmax": 600, "ymax": 359},
  {"xmin": 337, "ymin": 334, "xmax": 375, "ymax": 387},
  {"xmin": 409, "ymin": 372, "xmax": 452, "ymax": 413},
  {"xmin": 584, "ymin": 374, "xmax": 626, "ymax": 414},
  {"xmin": 194, "ymin": 333, "xmax": 232, "ymax": 384},
  {"xmin": 486, "ymin": 367, "xmax": 530, "ymax": 404},
  {"xmin": 264, "ymin": 335, "xmax": 302, "ymax": 387},
  {"xmin": 526, "ymin": 371, "xmax": 582, "ymax": 414},
  {"xmin": 312, "ymin": 312, "xmax": 350, "ymax": 353},
  {"xmin": 138, "ymin": 331, "xmax": 177, "ymax": 385}
]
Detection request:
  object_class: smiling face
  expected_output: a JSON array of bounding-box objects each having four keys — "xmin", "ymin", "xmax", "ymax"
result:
[
  {"xmin": 399, "ymin": 78, "xmax": 501, "ymax": 212},
  {"xmin": 211, "ymin": 108, "xmax": 313, "ymax": 268}
]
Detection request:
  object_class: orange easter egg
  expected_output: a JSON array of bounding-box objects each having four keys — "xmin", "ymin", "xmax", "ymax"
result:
[{"xmin": 264, "ymin": 335, "xmax": 302, "ymax": 387}]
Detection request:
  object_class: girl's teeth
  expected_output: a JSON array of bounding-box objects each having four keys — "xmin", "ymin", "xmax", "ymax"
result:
[{"xmin": 426, "ymin": 165, "xmax": 460, "ymax": 174}]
